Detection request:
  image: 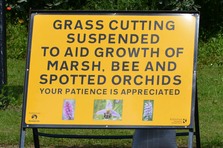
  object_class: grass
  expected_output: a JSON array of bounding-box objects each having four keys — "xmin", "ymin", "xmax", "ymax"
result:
[
  {"xmin": 197, "ymin": 64, "xmax": 223, "ymax": 147},
  {"xmin": 0, "ymin": 108, "xmax": 26, "ymax": 147}
]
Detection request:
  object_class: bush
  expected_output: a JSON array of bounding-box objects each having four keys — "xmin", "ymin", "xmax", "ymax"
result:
[
  {"xmin": 6, "ymin": 22, "xmax": 28, "ymax": 59},
  {"xmin": 198, "ymin": 32, "xmax": 223, "ymax": 65},
  {"xmin": 0, "ymin": 84, "xmax": 22, "ymax": 109}
]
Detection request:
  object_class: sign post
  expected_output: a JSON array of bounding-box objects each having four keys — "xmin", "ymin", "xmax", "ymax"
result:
[
  {"xmin": 20, "ymin": 11, "xmax": 200, "ymax": 147},
  {"xmin": 0, "ymin": 0, "xmax": 6, "ymax": 87}
]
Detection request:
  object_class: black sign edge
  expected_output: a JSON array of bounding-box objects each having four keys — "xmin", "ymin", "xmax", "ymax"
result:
[{"xmin": 21, "ymin": 11, "xmax": 200, "ymax": 129}]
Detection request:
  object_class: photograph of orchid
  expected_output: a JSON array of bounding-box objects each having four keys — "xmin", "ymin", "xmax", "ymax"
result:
[
  {"xmin": 142, "ymin": 100, "xmax": 154, "ymax": 121},
  {"xmin": 93, "ymin": 99, "xmax": 123, "ymax": 120},
  {"xmin": 62, "ymin": 99, "xmax": 75, "ymax": 120}
]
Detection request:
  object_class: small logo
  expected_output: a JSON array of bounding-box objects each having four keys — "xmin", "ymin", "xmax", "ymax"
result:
[
  {"xmin": 170, "ymin": 118, "xmax": 188, "ymax": 125},
  {"xmin": 31, "ymin": 114, "xmax": 38, "ymax": 120}
]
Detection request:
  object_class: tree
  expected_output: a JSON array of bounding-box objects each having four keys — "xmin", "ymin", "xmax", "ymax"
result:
[{"xmin": 5, "ymin": 0, "xmax": 223, "ymax": 39}]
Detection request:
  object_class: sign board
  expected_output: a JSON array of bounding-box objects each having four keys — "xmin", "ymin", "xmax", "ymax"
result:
[{"xmin": 22, "ymin": 11, "xmax": 199, "ymax": 128}]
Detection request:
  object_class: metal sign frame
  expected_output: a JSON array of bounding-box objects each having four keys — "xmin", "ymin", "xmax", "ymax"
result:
[{"xmin": 20, "ymin": 10, "xmax": 200, "ymax": 148}]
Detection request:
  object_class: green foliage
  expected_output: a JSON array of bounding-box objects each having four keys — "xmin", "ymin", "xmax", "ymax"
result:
[
  {"xmin": 198, "ymin": 32, "xmax": 223, "ymax": 65},
  {"xmin": 5, "ymin": 0, "xmax": 202, "ymax": 25},
  {"xmin": 0, "ymin": 85, "xmax": 9, "ymax": 109},
  {"xmin": 83, "ymin": 0, "xmax": 150, "ymax": 10},
  {"xmin": 6, "ymin": 23, "xmax": 27, "ymax": 59},
  {"xmin": 168, "ymin": 0, "xmax": 200, "ymax": 10},
  {"xmin": 6, "ymin": 0, "xmax": 87, "ymax": 25},
  {"xmin": 0, "ymin": 85, "xmax": 18, "ymax": 109},
  {"xmin": 196, "ymin": 0, "xmax": 223, "ymax": 40}
]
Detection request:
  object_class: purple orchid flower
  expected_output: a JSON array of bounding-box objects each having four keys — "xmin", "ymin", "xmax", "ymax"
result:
[
  {"xmin": 143, "ymin": 101, "xmax": 153, "ymax": 120},
  {"xmin": 63, "ymin": 100, "xmax": 74, "ymax": 120},
  {"xmin": 96, "ymin": 100, "xmax": 120, "ymax": 119}
]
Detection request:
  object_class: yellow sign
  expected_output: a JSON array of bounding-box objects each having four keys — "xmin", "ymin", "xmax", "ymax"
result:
[{"xmin": 24, "ymin": 12, "xmax": 199, "ymax": 127}]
